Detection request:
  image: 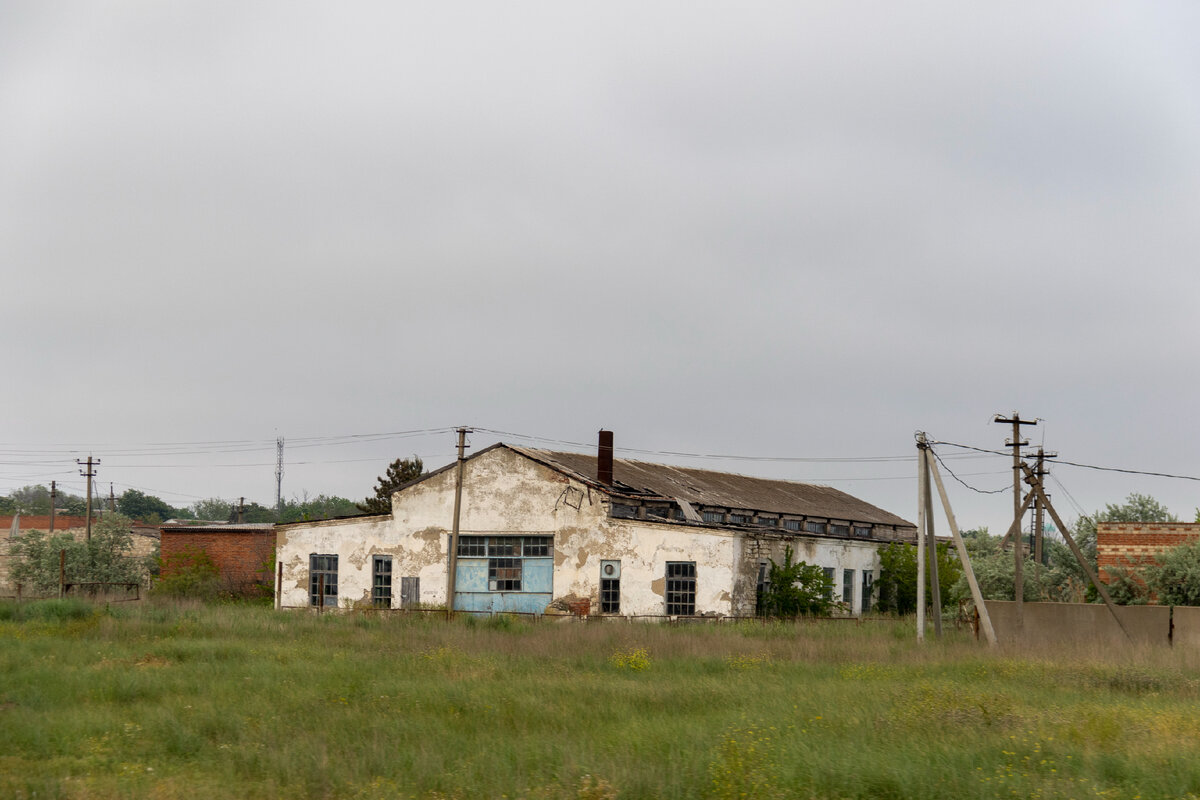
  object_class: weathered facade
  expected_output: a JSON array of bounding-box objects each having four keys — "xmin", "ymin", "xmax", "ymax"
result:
[{"xmin": 275, "ymin": 442, "xmax": 916, "ymax": 617}]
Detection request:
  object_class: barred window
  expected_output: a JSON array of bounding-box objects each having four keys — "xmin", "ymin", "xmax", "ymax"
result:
[
  {"xmin": 309, "ymin": 554, "xmax": 338, "ymax": 607},
  {"xmin": 600, "ymin": 561, "xmax": 620, "ymax": 613},
  {"xmin": 611, "ymin": 504, "xmax": 637, "ymax": 519},
  {"xmin": 805, "ymin": 521, "xmax": 827, "ymax": 535},
  {"xmin": 373, "ymin": 555, "xmax": 393, "ymax": 608},
  {"xmin": 646, "ymin": 506, "xmax": 673, "ymax": 520},
  {"xmin": 523, "ymin": 536, "xmax": 552, "ymax": 557},
  {"xmin": 853, "ymin": 526, "xmax": 871, "ymax": 538},
  {"xmin": 783, "ymin": 519, "xmax": 802, "ymax": 531},
  {"xmin": 458, "ymin": 535, "xmax": 553, "ymax": 557},
  {"xmin": 756, "ymin": 517, "xmax": 777, "ymax": 528},
  {"xmin": 702, "ymin": 511, "xmax": 724, "ymax": 524},
  {"xmin": 489, "ymin": 537, "xmax": 520, "ymax": 557},
  {"xmin": 728, "ymin": 513, "xmax": 751, "ymax": 524},
  {"xmin": 488, "ymin": 557, "xmax": 522, "ymax": 591},
  {"xmin": 665, "ymin": 562, "xmax": 696, "ymax": 615},
  {"xmin": 756, "ymin": 561, "xmax": 770, "ymax": 616},
  {"xmin": 830, "ymin": 524, "xmax": 850, "ymax": 536},
  {"xmin": 458, "ymin": 536, "xmax": 486, "ymax": 556}
]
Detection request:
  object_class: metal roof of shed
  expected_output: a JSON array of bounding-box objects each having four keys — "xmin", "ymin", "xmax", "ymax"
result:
[{"xmin": 511, "ymin": 446, "xmax": 914, "ymax": 529}]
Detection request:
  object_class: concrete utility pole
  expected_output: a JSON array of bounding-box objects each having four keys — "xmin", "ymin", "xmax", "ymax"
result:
[
  {"xmin": 445, "ymin": 426, "xmax": 472, "ymax": 618},
  {"xmin": 49, "ymin": 480, "xmax": 57, "ymax": 532},
  {"xmin": 915, "ymin": 433, "xmax": 942, "ymax": 640},
  {"xmin": 994, "ymin": 413, "xmax": 1036, "ymax": 615},
  {"xmin": 77, "ymin": 456, "xmax": 99, "ymax": 542}
]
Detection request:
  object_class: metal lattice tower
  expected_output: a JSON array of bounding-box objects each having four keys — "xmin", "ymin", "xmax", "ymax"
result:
[{"xmin": 275, "ymin": 436, "xmax": 285, "ymax": 512}]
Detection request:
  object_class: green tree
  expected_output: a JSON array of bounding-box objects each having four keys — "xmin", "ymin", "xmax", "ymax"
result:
[
  {"xmin": 278, "ymin": 493, "xmax": 360, "ymax": 523},
  {"xmin": 8, "ymin": 513, "xmax": 147, "ymax": 594},
  {"xmin": 116, "ymin": 489, "xmax": 178, "ymax": 523},
  {"xmin": 876, "ymin": 540, "xmax": 962, "ymax": 614},
  {"xmin": 1145, "ymin": 540, "xmax": 1200, "ymax": 607},
  {"xmin": 1070, "ymin": 493, "xmax": 1178, "ymax": 571},
  {"xmin": 759, "ymin": 546, "xmax": 835, "ymax": 617},
  {"xmin": 1, "ymin": 484, "xmax": 86, "ymax": 516},
  {"xmin": 358, "ymin": 456, "xmax": 424, "ymax": 514},
  {"xmin": 191, "ymin": 497, "xmax": 234, "ymax": 521}
]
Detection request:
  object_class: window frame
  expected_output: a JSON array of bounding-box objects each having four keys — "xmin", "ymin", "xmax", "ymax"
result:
[
  {"xmin": 373, "ymin": 555, "xmax": 393, "ymax": 608},
  {"xmin": 309, "ymin": 554, "xmax": 338, "ymax": 608},
  {"xmin": 842, "ymin": 568, "xmax": 854, "ymax": 604},
  {"xmin": 600, "ymin": 560, "xmax": 621, "ymax": 614},
  {"xmin": 665, "ymin": 561, "xmax": 697, "ymax": 615}
]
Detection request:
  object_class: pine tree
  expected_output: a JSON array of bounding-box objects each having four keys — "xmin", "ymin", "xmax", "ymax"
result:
[{"xmin": 357, "ymin": 456, "xmax": 424, "ymax": 514}]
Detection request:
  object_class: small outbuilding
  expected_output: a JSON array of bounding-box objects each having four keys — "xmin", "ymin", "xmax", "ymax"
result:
[{"xmin": 159, "ymin": 522, "xmax": 275, "ymax": 596}]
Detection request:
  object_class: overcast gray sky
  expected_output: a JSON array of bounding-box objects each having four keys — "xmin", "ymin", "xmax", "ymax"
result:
[{"xmin": 3, "ymin": 2, "xmax": 1199, "ymax": 535}]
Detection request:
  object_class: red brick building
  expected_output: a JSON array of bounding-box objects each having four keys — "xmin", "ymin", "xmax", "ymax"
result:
[
  {"xmin": 159, "ymin": 523, "xmax": 275, "ymax": 596},
  {"xmin": 1097, "ymin": 522, "xmax": 1200, "ymax": 579}
]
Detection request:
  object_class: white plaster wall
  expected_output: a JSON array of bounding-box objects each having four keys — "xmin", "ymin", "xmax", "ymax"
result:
[
  {"xmin": 753, "ymin": 537, "xmax": 880, "ymax": 615},
  {"xmin": 275, "ymin": 446, "xmax": 880, "ymax": 617}
]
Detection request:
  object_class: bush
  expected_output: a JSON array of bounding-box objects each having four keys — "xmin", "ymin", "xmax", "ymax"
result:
[
  {"xmin": 759, "ymin": 546, "xmax": 835, "ymax": 617},
  {"xmin": 1146, "ymin": 540, "xmax": 1200, "ymax": 606},
  {"xmin": 8, "ymin": 514, "xmax": 147, "ymax": 595},
  {"xmin": 152, "ymin": 547, "xmax": 222, "ymax": 600},
  {"xmin": 877, "ymin": 541, "xmax": 962, "ymax": 614}
]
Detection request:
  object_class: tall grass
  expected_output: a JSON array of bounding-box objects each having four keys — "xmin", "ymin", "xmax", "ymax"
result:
[{"xmin": 2, "ymin": 601, "xmax": 1199, "ymax": 799}]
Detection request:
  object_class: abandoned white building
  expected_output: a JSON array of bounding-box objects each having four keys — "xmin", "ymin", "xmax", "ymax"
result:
[{"xmin": 274, "ymin": 434, "xmax": 917, "ymax": 617}]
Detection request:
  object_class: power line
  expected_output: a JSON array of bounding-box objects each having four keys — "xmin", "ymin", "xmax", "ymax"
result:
[
  {"xmin": 928, "ymin": 447, "xmax": 1010, "ymax": 495},
  {"xmin": 932, "ymin": 440, "xmax": 1200, "ymax": 482}
]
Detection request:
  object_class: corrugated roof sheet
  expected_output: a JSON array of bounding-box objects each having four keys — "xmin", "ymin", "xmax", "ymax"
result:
[
  {"xmin": 160, "ymin": 523, "xmax": 275, "ymax": 533},
  {"xmin": 512, "ymin": 446, "xmax": 914, "ymax": 529}
]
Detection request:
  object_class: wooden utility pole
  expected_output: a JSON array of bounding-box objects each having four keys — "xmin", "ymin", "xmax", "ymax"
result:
[
  {"xmin": 994, "ymin": 413, "xmax": 1036, "ymax": 615},
  {"xmin": 49, "ymin": 480, "xmax": 57, "ymax": 532},
  {"xmin": 77, "ymin": 456, "xmax": 99, "ymax": 542},
  {"xmin": 445, "ymin": 427, "xmax": 472, "ymax": 619},
  {"xmin": 108, "ymin": 483, "xmax": 116, "ymax": 513}
]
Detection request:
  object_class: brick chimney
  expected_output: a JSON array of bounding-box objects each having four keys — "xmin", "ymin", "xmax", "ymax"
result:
[{"xmin": 597, "ymin": 430, "xmax": 614, "ymax": 485}]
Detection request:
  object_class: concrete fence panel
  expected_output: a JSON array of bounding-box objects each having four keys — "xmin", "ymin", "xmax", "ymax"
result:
[
  {"xmin": 1171, "ymin": 606, "xmax": 1200, "ymax": 648},
  {"xmin": 983, "ymin": 601, "xmax": 1171, "ymax": 648}
]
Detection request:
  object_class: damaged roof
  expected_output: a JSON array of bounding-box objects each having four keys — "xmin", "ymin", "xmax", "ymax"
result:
[{"xmin": 511, "ymin": 446, "xmax": 914, "ymax": 529}]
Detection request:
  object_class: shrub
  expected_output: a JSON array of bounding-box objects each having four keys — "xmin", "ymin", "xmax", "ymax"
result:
[
  {"xmin": 8, "ymin": 514, "xmax": 147, "ymax": 595},
  {"xmin": 1145, "ymin": 540, "xmax": 1200, "ymax": 606},
  {"xmin": 760, "ymin": 545, "xmax": 835, "ymax": 617},
  {"xmin": 876, "ymin": 541, "xmax": 961, "ymax": 613},
  {"xmin": 152, "ymin": 547, "xmax": 222, "ymax": 600}
]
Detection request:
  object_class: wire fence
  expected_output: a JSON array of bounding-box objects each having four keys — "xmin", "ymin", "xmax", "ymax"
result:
[{"xmin": 275, "ymin": 604, "xmax": 912, "ymax": 626}]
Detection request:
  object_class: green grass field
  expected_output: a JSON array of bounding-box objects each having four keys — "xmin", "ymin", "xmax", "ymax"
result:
[{"xmin": 2, "ymin": 600, "xmax": 1200, "ymax": 799}]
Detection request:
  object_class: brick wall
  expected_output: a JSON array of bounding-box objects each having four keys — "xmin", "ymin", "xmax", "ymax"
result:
[
  {"xmin": 159, "ymin": 529, "xmax": 274, "ymax": 593},
  {"xmin": 1096, "ymin": 522, "xmax": 1200, "ymax": 577},
  {"xmin": 1, "ymin": 515, "xmax": 92, "ymax": 531}
]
